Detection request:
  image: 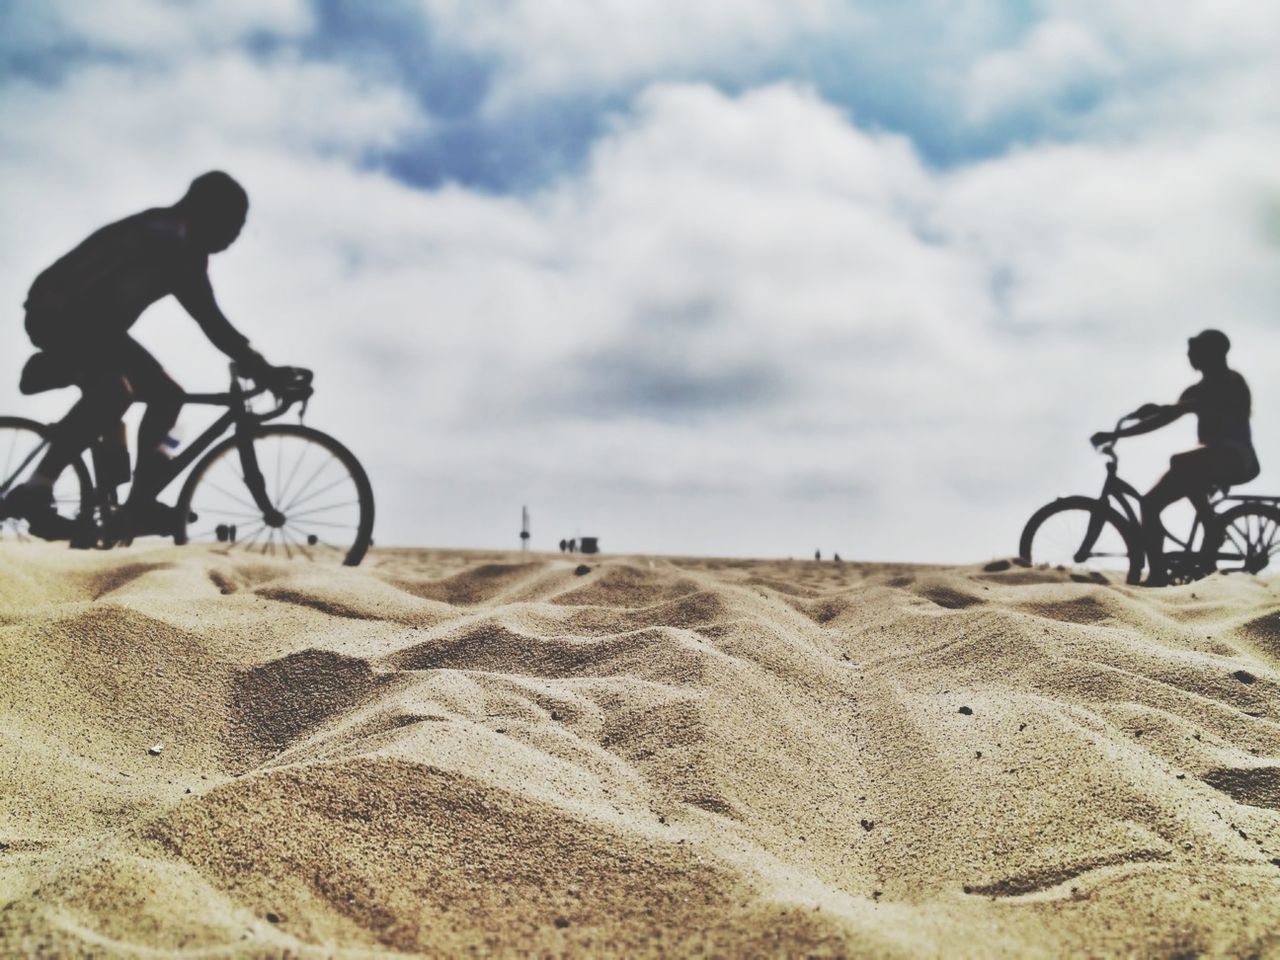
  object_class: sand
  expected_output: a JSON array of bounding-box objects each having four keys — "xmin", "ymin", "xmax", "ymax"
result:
[{"xmin": 0, "ymin": 542, "xmax": 1278, "ymax": 958}]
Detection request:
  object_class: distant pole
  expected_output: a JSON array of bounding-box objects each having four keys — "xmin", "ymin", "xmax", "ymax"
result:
[{"xmin": 520, "ymin": 505, "xmax": 530, "ymax": 552}]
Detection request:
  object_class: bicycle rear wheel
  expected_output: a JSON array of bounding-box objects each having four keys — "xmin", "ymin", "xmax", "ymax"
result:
[
  {"xmin": 1019, "ymin": 495, "xmax": 1143, "ymax": 584},
  {"xmin": 0, "ymin": 416, "xmax": 93, "ymax": 540},
  {"xmin": 1198, "ymin": 503, "xmax": 1280, "ymax": 576},
  {"xmin": 175, "ymin": 424, "xmax": 374, "ymax": 566}
]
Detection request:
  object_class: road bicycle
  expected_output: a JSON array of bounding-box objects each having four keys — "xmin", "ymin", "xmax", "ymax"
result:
[
  {"xmin": 1020, "ymin": 413, "xmax": 1279, "ymax": 585},
  {"xmin": 0, "ymin": 364, "xmax": 374, "ymax": 566}
]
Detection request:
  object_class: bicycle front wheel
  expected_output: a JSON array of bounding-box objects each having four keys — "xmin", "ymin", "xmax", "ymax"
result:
[
  {"xmin": 1199, "ymin": 503, "xmax": 1280, "ymax": 576},
  {"xmin": 175, "ymin": 425, "xmax": 374, "ymax": 566},
  {"xmin": 1019, "ymin": 495, "xmax": 1144, "ymax": 584}
]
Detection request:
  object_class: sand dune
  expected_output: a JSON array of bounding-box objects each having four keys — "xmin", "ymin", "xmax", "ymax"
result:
[{"xmin": 1, "ymin": 543, "xmax": 1278, "ymax": 957}]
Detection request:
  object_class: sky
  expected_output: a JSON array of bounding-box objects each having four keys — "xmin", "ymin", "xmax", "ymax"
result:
[{"xmin": 1, "ymin": 0, "xmax": 1278, "ymax": 562}]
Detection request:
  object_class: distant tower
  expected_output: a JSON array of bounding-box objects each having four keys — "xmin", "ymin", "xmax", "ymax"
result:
[{"xmin": 520, "ymin": 505, "xmax": 530, "ymax": 552}]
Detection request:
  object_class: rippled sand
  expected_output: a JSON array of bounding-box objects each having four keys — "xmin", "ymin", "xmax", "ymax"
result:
[{"xmin": 1, "ymin": 543, "xmax": 1278, "ymax": 957}]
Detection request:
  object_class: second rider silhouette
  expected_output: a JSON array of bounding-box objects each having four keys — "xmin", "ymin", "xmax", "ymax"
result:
[
  {"xmin": 6, "ymin": 171, "xmax": 290, "ymax": 543},
  {"xmin": 1091, "ymin": 329, "xmax": 1259, "ymax": 586}
]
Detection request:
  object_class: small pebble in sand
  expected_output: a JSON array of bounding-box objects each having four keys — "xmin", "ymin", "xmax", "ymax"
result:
[
  {"xmin": 983, "ymin": 560, "xmax": 1011, "ymax": 572},
  {"xmin": 860, "ymin": 819, "xmax": 874, "ymax": 831},
  {"xmin": 554, "ymin": 917, "xmax": 570, "ymax": 929},
  {"xmin": 148, "ymin": 744, "xmax": 163, "ymax": 755},
  {"xmin": 1233, "ymin": 670, "xmax": 1257, "ymax": 684},
  {"xmin": 574, "ymin": 565, "xmax": 591, "ymax": 576},
  {"xmin": 266, "ymin": 912, "xmax": 280, "ymax": 924},
  {"xmin": 958, "ymin": 706, "xmax": 973, "ymax": 716}
]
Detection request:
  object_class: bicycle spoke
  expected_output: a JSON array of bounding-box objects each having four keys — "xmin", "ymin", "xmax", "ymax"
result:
[
  {"xmin": 281, "ymin": 527, "xmax": 315, "ymax": 562},
  {"xmin": 234, "ymin": 524, "xmax": 267, "ymax": 552},
  {"xmin": 287, "ymin": 500, "xmax": 361, "ymax": 520},
  {"xmin": 190, "ymin": 505, "xmax": 265, "ymax": 521},
  {"xmin": 284, "ymin": 517, "xmax": 357, "ymax": 530},
  {"xmin": 1260, "ymin": 519, "xmax": 1278, "ymax": 549},
  {"xmin": 203, "ymin": 480, "xmax": 261, "ymax": 513},
  {"xmin": 281, "ymin": 456, "xmax": 337, "ymax": 514},
  {"xmin": 3, "ymin": 432, "xmax": 16, "ymax": 488},
  {"xmin": 282, "ymin": 473, "xmax": 352, "ymax": 513},
  {"xmin": 276, "ymin": 441, "xmax": 312, "ymax": 509}
]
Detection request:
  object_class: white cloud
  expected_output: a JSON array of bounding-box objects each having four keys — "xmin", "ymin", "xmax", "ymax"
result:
[
  {"xmin": 419, "ymin": 0, "xmax": 849, "ymax": 106},
  {"xmin": 965, "ymin": 19, "xmax": 1118, "ymax": 122}
]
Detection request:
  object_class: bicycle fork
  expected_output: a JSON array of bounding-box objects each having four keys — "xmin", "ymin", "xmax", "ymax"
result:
[
  {"xmin": 236, "ymin": 432, "xmax": 285, "ymax": 528},
  {"xmin": 1074, "ymin": 506, "xmax": 1110, "ymax": 564}
]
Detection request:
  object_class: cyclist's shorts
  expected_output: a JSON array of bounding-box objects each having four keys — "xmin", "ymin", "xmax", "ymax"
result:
[
  {"xmin": 1171, "ymin": 443, "xmax": 1260, "ymax": 486},
  {"xmin": 19, "ymin": 318, "xmax": 176, "ymax": 400}
]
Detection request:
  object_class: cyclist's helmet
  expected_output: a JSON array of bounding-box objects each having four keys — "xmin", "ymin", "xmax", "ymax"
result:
[{"xmin": 180, "ymin": 171, "xmax": 248, "ymax": 252}]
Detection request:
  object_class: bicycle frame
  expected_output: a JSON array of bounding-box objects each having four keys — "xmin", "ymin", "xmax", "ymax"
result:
[
  {"xmin": 1085, "ymin": 414, "xmax": 1276, "ymax": 574},
  {"xmin": 140, "ymin": 369, "xmax": 310, "ymax": 520}
]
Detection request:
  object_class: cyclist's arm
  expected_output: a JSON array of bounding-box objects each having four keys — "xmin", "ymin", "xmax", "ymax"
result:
[
  {"xmin": 1114, "ymin": 403, "xmax": 1190, "ymax": 438},
  {"xmin": 173, "ymin": 268, "xmax": 266, "ymax": 370},
  {"xmin": 1093, "ymin": 398, "xmax": 1193, "ymax": 447}
]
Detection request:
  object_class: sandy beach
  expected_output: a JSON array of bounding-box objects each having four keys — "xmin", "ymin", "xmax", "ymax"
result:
[{"xmin": 1, "ymin": 542, "xmax": 1278, "ymax": 957}]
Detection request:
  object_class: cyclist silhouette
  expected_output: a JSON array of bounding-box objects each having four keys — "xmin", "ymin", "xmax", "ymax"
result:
[
  {"xmin": 1090, "ymin": 329, "xmax": 1259, "ymax": 586},
  {"xmin": 6, "ymin": 171, "xmax": 289, "ymax": 542}
]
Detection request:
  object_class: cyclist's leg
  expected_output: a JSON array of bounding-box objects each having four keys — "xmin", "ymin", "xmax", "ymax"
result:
[
  {"xmin": 5, "ymin": 348, "xmax": 133, "ymax": 539},
  {"xmin": 1141, "ymin": 449, "xmax": 1213, "ymax": 585},
  {"xmin": 36, "ymin": 362, "xmax": 133, "ymax": 483},
  {"xmin": 117, "ymin": 338, "xmax": 183, "ymax": 508}
]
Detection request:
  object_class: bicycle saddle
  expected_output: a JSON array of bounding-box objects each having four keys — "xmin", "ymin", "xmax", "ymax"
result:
[{"xmin": 18, "ymin": 351, "xmax": 75, "ymax": 395}]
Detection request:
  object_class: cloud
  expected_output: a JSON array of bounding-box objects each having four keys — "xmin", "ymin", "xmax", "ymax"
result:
[
  {"xmin": 418, "ymin": 0, "xmax": 848, "ymax": 106},
  {"xmin": 1, "ymin": 5, "xmax": 1278, "ymax": 561},
  {"xmin": 965, "ymin": 19, "xmax": 1118, "ymax": 123},
  {"xmin": 2, "ymin": 0, "xmax": 310, "ymax": 59}
]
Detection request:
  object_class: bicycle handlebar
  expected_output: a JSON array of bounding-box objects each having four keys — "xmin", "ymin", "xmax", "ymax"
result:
[
  {"xmin": 1093, "ymin": 411, "xmax": 1146, "ymax": 461},
  {"xmin": 227, "ymin": 362, "xmax": 314, "ymax": 420}
]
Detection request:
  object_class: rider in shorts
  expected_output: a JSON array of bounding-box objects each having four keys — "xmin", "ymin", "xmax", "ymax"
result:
[
  {"xmin": 1091, "ymin": 329, "xmax": 1260, "ymax": 586},
  {"xmin": 6, "ymin": 171, "xmax": 288, "ymax": 542}
]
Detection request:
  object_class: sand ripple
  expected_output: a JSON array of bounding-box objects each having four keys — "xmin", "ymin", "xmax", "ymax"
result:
[{"xmin": 1, "ymin": 543, "xmax": 1279, "ymax": 957}]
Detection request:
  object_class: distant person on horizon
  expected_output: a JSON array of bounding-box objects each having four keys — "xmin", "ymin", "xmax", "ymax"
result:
[
  {"xmin": 6, "ymin": 172, "xmax": 290, "ymax": 542},
  {"xmin": 1091, "ymin": 329, "xmax": 1259, "ymax": 586}
]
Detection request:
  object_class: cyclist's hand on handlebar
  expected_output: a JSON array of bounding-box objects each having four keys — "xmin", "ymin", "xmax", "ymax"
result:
[
  {"xmin": 262, "ymin": 365, "xmax": 313, "ymax": 397},
  {"xmin": 240, "ymin": 351, "xmax": 307, "ymax": 393},
  {"xmin": 1091, "ymin": 430, "xmax": 1116, "ymax": 449}
]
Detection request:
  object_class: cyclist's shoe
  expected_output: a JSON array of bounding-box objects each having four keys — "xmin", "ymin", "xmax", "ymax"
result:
[
  {"xmin": 69, "ymin": 524, "xmax": 99, "ymax": 549},
  {"xmin": 2, "ymin": 484, "xmax": 79, "ymax": 541},
  {"xmin": 121, "ymin": 499, "xmax": 181, "ymax": 539}
]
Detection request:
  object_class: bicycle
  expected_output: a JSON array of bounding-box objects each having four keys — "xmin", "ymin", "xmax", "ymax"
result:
[
  {"xmin": 0, "ymin": 364, "xmax": 375, "ymax": 566},
  {"xmin": 1019, "ymin": 412, "xmax": 1280, "ymax": 585}
]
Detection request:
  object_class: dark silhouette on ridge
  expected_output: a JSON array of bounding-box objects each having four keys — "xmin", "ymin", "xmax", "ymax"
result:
[{"xmin": 7, "ymin": 172, "xmax": 291, "ymax": 541}]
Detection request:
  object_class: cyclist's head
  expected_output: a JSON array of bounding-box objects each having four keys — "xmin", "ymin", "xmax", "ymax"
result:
[
  {"xmin": 1188, "ymin": 329, "xmax": 1230, "ymax": 370},
  {"xmin": 178, "ymin": 171, "xmax": 248, "ymax": 252}
]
